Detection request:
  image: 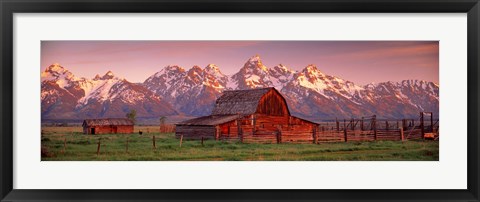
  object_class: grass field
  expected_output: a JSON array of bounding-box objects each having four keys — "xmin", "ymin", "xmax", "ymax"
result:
[{"xmin": 41, "ymin": 126, "xmax": 439, "ymax": 161}]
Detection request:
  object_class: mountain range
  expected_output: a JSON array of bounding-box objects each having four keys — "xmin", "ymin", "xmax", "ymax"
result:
[{"xmin": 41, "ymin": 55, "xmax": 439, "ymax": 121}]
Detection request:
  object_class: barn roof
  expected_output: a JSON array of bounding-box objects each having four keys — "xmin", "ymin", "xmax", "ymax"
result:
[
  {"xmin": 176, "ymin": 114, "xmax": 242, "ymax": 126},
  {"xmin": 211, "ymin": 87, "xmax": 287, "ymax": 115},
  {"xmin": 83, "ymin": 118, "xmax": 134, "ymax": 126}
]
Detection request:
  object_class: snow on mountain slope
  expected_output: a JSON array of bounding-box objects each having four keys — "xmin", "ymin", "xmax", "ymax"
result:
[
  {"xmin": 269, "ymin": 64, "xmax": 296, "ymax": 88},
  {"xmin": 140, "ymin": 55, "xmax": 438, "ymax": 119},
  {"xmin": 143, "ymin": 64, "xmax": 229, "ymax": 116},
  {"xmin": 41, "ymin": 65, "xmax": 177, "ymax": 120},
  {"xmin": 42, "ymin": 55, "xmax": 439, "ymax": 120},
  {"xmin": 230, "ymin": 55, "xmax": 278, "ymax": 89}
]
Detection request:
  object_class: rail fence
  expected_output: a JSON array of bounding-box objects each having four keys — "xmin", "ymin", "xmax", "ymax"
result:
[{"xmin": 224, "ymin": 112, "xmax": 439, "ymax": 144}]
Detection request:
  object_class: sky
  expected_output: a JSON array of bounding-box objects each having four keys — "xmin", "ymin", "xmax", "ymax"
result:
[{"xmin": 41, "ymin": 41, "xmax": 439, "ymax": 85}]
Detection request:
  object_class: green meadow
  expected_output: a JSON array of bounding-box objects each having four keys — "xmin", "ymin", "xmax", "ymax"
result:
[{"xmin": 41, "ymin": 126, "xmax": 439, "ymax": 161}]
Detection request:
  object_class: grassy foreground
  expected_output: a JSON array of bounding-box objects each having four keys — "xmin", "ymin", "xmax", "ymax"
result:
[{"xmin": 41, "ymin": 126, "xmax": 439, "ymax": 161}]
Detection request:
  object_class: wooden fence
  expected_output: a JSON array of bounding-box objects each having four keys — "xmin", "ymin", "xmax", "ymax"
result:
[{"xmin": 219, "ymin": 112, "xmax": 439, "ymax": 144}]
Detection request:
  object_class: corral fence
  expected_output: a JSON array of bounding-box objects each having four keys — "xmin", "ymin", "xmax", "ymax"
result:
[
  {"xmin": 213, "ymin": 112, "xmax": 439, "ymax": 144},
  {"xmin": 315, "ymin": 112, "xmax": 439, "ymax": 143}
]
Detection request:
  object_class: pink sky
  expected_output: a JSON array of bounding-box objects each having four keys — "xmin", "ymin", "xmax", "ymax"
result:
[{"xmin": 41, "ymin": 41, "xmax": 439, "ymax": 85}]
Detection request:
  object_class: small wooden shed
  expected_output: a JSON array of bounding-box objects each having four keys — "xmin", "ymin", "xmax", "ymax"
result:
[
  {"xmin": 82, "ymin": 118, "xmax": 134, "ymax": 135},
  {"xmin": 175, "ymin": 88, "xmax": 319, "ymax": 143}
]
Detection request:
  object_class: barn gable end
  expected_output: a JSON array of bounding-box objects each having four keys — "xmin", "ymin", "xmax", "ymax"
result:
[{"xmin": 211, "ymin": 88, "xmax": 290, "ymax": 116}]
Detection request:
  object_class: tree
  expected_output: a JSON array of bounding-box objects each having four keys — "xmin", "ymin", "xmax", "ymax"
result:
[{"xmin": 126, "ymin": 109, "xmax": 137, "ymax": 123}]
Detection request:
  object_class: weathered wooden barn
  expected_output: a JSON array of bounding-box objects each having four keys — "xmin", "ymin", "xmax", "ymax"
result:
[
  {"xmin": 175, "ymin": 88, "xmax": 319, "ymax": 143},
  {"xmin": 82, "ymin": 118, "xmax": 134, "ymax": 135}
]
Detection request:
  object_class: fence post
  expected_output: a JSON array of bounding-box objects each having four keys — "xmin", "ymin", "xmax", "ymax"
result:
[
  {"xmin": 62, "ymin": 137, "xmax": 67, "ymax": 154},
  {"xmin": 153, "ymin": 135, "xmax": 156, "ymax": 150},
  {"xmin": 430, "ymin": 112, "xmax": 434, "ymax": 133},
  {"xmin": 201, "ymin": 137, "xmax": 204, "ymax": 146},
  {"xmin": 386, "ymin": 121, "xmax": 389, "ymax": 131},
  {"xmin": 344, "ymin": 128, "xmax": 348, "ymax": 142},
  {"xmin": 252, "ymin": 114, "xmax": 256, "ymax": 136},
  {"xmin": 400, "ymin": 127, "xmax": 404, "ymax": 141},
  {"xmin": 215, "ymin": 125, "xmax": 220, "ymax": 141},
  {"xmin": 361, "ymin": 117, "xmax": 364, "ymax": 131},
  {"xmin": 237, "ymin": 119, "xmax": 243, "ymax": 143},
  {"xmin": 96, "ymin": 139, "xmax": 101, "ymax": 156},
  {"xmin": 420, "ymin": 112, "xmax": 425, "ymax": 139},
  {"xmin": 179, "ymin": 135, "xmax": 183, "ymax": 147},
  {"xmin": 351, "ymin": 118, "xmax": 355, "ymax": 130},
  {"xmin": 373, "ymin": 115, "xmax": 377, "ymax": 141},
  {"xmin": 313, "ymin": 126, "xmax": 318, "ymax": 144},
  {"xmin": 336, "ymin": 118, "xmax": 339, "ymax": 131},
  {"xmin": 276, "ymin": 131, "xmax": 281, "ymax": 144}
]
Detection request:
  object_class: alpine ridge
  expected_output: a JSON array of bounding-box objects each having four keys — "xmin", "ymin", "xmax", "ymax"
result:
[
  {"xmin": 42, "ymin": 55, "xmax": 439, "ymax": 121},
  {"xmin": 41, "ymin": 64, "xmax": 177, "ymax": 120}
]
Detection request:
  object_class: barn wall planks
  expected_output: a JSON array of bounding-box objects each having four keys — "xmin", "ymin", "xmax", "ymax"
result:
[
  {"xmin": 84, "ymin": 125, "xmax": 133, "ymax": 135},
  {"xmin": 175, "ymin": 125, "xmax": 216, "ymax": 140},
  {"xmin": 255, "ymin": 89, "xmax": 290, "ymax": 116}
]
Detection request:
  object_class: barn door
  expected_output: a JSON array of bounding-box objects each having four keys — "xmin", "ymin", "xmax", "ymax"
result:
[
  {"xmin": 113, "ymin": 126, "xmax": 118, "ymax": 134},
  {"xmin": 91, "ymin": 128, "xmax": 95, "ymax": 135}
]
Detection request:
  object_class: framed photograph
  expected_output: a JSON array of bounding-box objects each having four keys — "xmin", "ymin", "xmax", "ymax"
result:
[{"xmin": 1, "ymin": 0, "xmax": 479, "ymax": 201}]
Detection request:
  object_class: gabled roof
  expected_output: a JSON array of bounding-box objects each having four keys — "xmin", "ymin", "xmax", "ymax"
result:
[
  {"xmin": 83, "ymin": 118, "xmax": 134, "ymax": 126},
  {"xmin": 176, "ymin": 114, "xmax": 242, "ymax": 126},
  {"xmin": 211, "ymin": 87, "xmax": 284, "ymax": 115}
]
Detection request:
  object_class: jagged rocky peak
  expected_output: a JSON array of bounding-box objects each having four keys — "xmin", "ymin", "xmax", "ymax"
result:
[
  {"xmin": 186, "ymin": 65, "xmax": 203, "ymax": 84},
  {"xmin": 101, "ymin": 70, "xmax": 115, "ymax": 80},
  {"xmin": 273, "ymin": 64, "xmax": 294, "ymax": 73},
  {"xmin": 302, "ymin": 64, "xmax": 323, "ymax": 75},
  {"xmin": 270, "ymin": 64, "xmax": 296, "ymax": 79},
  {"xmin": 45, "ymin": 63, "xmax": 65, "ymax": 72},
  {"xmin": 189, "ymin": 65, "xmax": 203, "ymax": 72},
  {"xmin": 303, "ymin": 64, "xmax": 329, "ymax": 81},
  {"xmin": 244, "ymin": 54, "xmax": 268, "ymax": 71},
  {"xmin": 164, "ymin": 65, "xmax": 185, "ymax": 72},
  {"xmin": 41, "ymin": 63, "xmax": 76, "ymax": 82},
  {"xmin": 93, "ymin": 74, "xmax": 101, "ymax": 80},
  {"xmin": 400, "ymin": 79, "xmax": 438, "ymax": 89},
  {"xmin": 249, "ymin": 54, "xmax": 261, "ymax": 63},
  {"xmin": 204, "ymin": 64, "xmax": 222, "ymax": 74}
]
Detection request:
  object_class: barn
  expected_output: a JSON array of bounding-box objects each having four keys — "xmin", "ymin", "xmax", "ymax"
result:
[
  {"xmin": 82, "ymin": 118, "xmax": 134, "ymax": 135},
  {"xmin": 175, "ymin": 88, "xmax": 319, "ymax": 143}
]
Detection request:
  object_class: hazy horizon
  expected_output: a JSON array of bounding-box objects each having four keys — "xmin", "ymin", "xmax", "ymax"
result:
[{"xmin": 41, "ymin": 41, "xmax": 439, "ymax": 85}]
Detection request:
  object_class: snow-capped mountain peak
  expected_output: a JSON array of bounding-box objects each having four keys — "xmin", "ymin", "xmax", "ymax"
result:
[
  {"xmin": 41, "ymin": 63, "xmax": 77, "ymax": 82},
  {"xmin": 47, "ymin": 63, "xmax": 64, "ymax": 72},
  {"xmin": 165, "ymin": 65, "xmax": 185, "ymax": 72},
  {"xmin": 41, "ymin": 56, "xmax": 439, "ymax": 120},
  {"xmin": 204, "ymin": 64, "xmax": 222, "ymax": 74},
  {"xmin": 101, "ymin": 70, "xmax": 116, "ymax": 80},
  {"xmin": 302, "ymin": 64, "xmax": 325, "ymax": 78},
  {"xmin": 186, "ymin": 65, "xmax": 203, "ymax": 84},
  {"xmin": 273, "ymin": 64, "xmax": 295, "ymax": 73},
  {"xmin": 93, "ymin": 74, "xmax": 102, "ymax": 80},
  {"xmin": 41, "ymin": 64, "xmax": 177, "ymax": 120},
  {"xmin": 245, "ymin": 54, "xmax": 268, "ymax": 72},
  {"xmin": 248, "ymin": 54, "xmax": 261, "ymax": 63}
]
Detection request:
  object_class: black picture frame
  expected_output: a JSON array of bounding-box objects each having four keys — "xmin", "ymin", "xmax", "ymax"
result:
[{"xmin": 1, "ymin": 0, "xmax": 479, "ymax": 201}]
